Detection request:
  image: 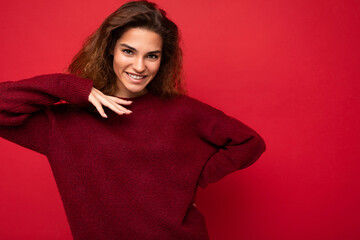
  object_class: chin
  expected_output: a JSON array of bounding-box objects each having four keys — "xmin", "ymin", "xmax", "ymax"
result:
[
  {"xmin": 126, "ymin": 85, "xmax": 145, "ymax": 92},
  {"xmin": 124, "ymin": 86, "xmax": 147, "ymax": 95}
]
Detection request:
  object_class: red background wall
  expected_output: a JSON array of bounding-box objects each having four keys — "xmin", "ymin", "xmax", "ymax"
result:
[{"xmin": 1, "ymin": 0, "xmax": 359, "ymax": 239}]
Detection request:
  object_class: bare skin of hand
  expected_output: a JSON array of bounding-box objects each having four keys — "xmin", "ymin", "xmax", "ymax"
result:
[{"xmin": 88, "ymin": 87, "xmax": 133, "ymax": 118}]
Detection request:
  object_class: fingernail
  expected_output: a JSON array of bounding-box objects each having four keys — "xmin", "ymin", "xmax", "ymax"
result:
[{"xmin": 104, "ymin": 114, "xmax": 108, "ymax": 118}]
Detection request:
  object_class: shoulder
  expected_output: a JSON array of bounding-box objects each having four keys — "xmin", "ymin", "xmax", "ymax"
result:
[
  {"xmin": 167, "ymin": 94, "xmax": 225, "ymax": 118},
  {"xmin": 159, "ymin": 94, "xmax": 230, "ymax": 131}
]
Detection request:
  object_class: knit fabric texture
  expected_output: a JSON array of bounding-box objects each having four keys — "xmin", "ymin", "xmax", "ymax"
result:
[{"xmin": 0, "ymin": 73, "xmax": 266, "ymax": 240}]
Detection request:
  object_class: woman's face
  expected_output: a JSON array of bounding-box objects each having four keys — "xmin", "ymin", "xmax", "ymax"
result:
[{"xmin": 112, "ymin": 27, "xmax": 162, "ymax": 98}]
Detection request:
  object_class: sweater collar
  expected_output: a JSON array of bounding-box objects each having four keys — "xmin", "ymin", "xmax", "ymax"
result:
[{"xmin": 115, "ymin": 91, "xmax": 152, "ymax": 102}]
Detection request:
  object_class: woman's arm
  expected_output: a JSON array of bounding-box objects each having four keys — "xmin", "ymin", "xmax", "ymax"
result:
[
  {"xmin": 198, "ymin": 110, "xmax": 266, "ymax": 189},
  {"xmin": 0, "ymin": 73, "xmax": 93, "ymax": 155},
  {"xmin": 0, "ymin": 73, "xmax": 93, "ymax": 126}
]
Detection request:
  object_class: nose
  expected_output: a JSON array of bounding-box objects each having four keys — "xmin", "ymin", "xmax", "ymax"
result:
[{"xmin": 132, "ymin": 56, "xmax": 146, "ymax": 73}]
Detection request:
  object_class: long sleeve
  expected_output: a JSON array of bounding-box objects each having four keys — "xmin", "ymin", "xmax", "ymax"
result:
[
  {"xmin": 0, "ymin": 73, "xmax": 93, "ymax": 155},
  {"xmin": 198, "ymin": 109, "xmax": 266, "ymax": 189}
]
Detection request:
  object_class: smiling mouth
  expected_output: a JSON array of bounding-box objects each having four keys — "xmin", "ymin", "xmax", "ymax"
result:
[{"xmin": 126, "ymin": 72, "xmax": 147, "ymax": 80}]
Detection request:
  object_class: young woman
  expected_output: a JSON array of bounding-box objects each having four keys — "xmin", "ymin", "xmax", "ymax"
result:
[{"xmin": 0, "ymin": 1, "xmax": 266, "ymax": 239}]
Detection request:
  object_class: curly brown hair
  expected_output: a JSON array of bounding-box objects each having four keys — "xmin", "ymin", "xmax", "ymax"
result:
[{"xmin": 66, "ymin": 0, "xmax": 187, "ymax": 99}]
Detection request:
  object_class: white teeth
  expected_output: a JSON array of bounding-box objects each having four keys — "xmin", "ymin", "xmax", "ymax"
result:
[{"xmin": 127, "ymin": 73, "xmax": 145, "ymax": 80}]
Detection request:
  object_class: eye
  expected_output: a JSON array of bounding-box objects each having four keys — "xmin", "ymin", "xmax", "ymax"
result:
[
  {"xmin": 147, "ymin": 54, "xmax": 159, "ymax": 59},
  {"xmin": 122, "ymin": 49, "xmax": 133, "ymax": 55}
]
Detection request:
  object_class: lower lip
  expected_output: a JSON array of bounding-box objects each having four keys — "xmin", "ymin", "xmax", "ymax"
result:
[{"xmin": 126, "ymin": 72, "xmax": 146, "ymax": 83}]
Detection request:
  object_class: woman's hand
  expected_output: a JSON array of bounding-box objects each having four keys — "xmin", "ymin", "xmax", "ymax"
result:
[{"xmin": 88, "ymin": 87, "xmax": 133, "ymax": 118}]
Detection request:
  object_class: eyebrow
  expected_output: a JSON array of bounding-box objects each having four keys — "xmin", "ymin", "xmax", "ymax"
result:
[{"xmin": 119, "ymin": 43, "xmax": 161, "ymax": 54}]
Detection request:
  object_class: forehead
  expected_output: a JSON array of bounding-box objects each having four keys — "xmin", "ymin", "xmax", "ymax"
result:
[{"xmin": 116, "ymin": 28, "xmax": 162, "ymax": 51}]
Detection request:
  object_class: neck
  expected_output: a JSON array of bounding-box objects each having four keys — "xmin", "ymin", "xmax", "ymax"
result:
[{"xmin": 114, "ymin": 88, "xmax": 148, "ymax": 99}]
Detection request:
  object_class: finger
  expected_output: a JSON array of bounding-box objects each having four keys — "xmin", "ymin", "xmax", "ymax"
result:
[
  {"xmin": 107, "ymin": 96, "xmax": 133, "ymax": 105},
  {"xmin": 91, "ymin": 97, "xmax": 108, "ymax": 118},
  {"xmin": 93, "ymin": 90, "xmax": 132, "ymax": 107},
  {"xmin": 107, "ymin": 102, "xmax": 129, "ymax": 115},
  {"xmin": 106, "ymin": 97, "xmax": 133, "ymax": 112},
  {"xmin": 98, "ymin": 96, "xmax": 130, "ymax": 115},
  {"xmin": 92, "ymin": 90, "xmax": 132, "ymax": 115},
  {"xmin": 106, "ymin": 99, "xmax": 133, "ymax": 114}
]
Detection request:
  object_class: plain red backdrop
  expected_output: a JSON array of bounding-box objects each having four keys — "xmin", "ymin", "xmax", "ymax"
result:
[{"xmin": 1, "ymin": 0, "xmax": 359, "ymax": 239}]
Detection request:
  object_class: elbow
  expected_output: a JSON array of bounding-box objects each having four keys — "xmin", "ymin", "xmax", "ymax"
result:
[
  {"xmin": 255, "ymin": 132, "xmax": 266, "ymax": 155},
  {"xmin": 0, "ymin": 111, "xmax": 28, "ymax": 126},
  {"xmin": 240, "ymin": 132, "xmax": 266, "ymax": 169},
  {"xmin": 251, "ymin": 132, "xmax": 266, "ymax": 158}
]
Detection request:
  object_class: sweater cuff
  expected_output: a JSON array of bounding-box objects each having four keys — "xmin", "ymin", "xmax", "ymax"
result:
[{"xmin": 51, "ymin": 73, "xmax": 93, "ymax": 105}]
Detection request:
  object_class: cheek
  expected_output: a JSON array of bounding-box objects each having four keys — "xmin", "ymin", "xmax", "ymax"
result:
[
  {"xmin": 150, "ymin": 62, "xmax": 161, "ymax": 74},
  {"xmin": 113, "ymin": 55, "xmax": 129, "ymax": 70}
]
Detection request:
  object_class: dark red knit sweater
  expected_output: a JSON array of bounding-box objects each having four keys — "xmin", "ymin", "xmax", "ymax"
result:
[{"xmin": 0, "ymin": 73, "xmax": 266, "ymax": 240}]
